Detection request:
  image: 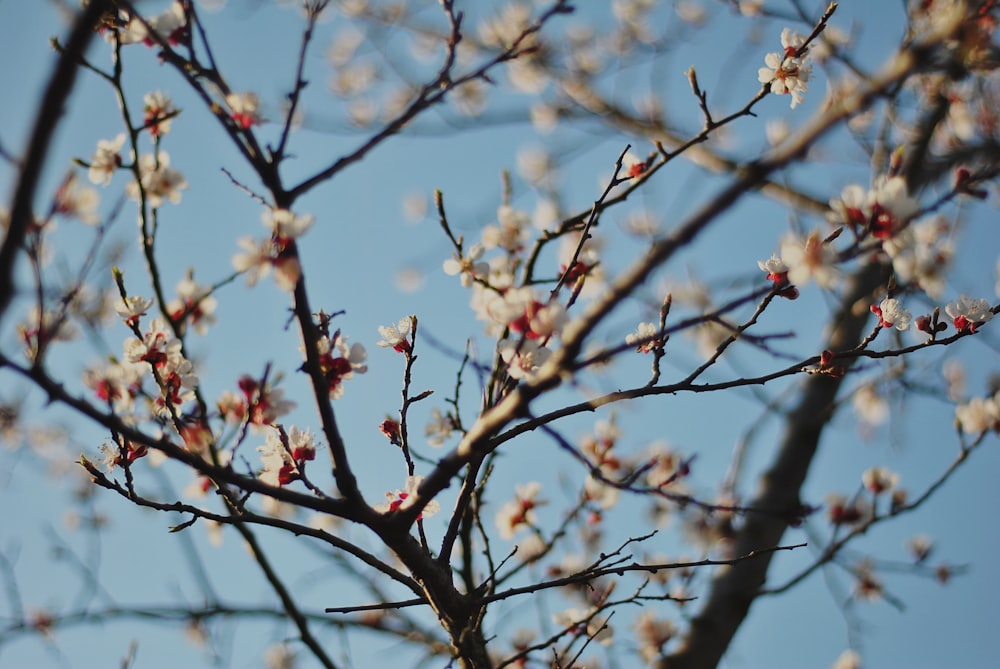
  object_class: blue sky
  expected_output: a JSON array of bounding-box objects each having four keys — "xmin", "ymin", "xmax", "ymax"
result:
[{"xmin": 2, "ymin": 1, "xmax": 999, "ymax": 668}]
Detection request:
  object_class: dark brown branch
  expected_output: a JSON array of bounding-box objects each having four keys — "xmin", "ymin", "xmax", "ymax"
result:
[
  {"xmin": 0, "ymin": 0, "xmax": 107, "ymax": 322},
  {"xmin": 490, "ymin": 317, "xmax": 980, "ymax": 451},
  {"xmin": 761, "ymin": 429, "xmax": 989, "ymax": 597},
  {"xmin": 78, "ymin": 458, "xmax": 419, "ymax": 593},
  {"xmin": 484, "ymin": 542, "xmax": 807, "ymax": 606},
  {"xmin": 660, "ymin": 259, "xmax": 889, "ymax": 669},
  {"xmin": 287, "ymin": 0, "xmax": 573, "ymax": 200},
  {"xmin": 0, "ymin": 352, "xmax": 369, "ymax": 522},
  {"xmin": 397, "ymin": 40, "xmax": 942, "ymax": 527}
]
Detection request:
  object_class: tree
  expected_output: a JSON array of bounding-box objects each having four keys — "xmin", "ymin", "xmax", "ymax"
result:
[{"xmin": 1, "ymin": 1, "xmax": 998, "ymax": 667}]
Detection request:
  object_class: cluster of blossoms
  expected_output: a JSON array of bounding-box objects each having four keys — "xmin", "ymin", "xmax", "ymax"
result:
[
  {"xmin": 374, "ymin": 475, "xmax": 440, "ymax": 520},
  {"xmin": 634, "ymin": 610, "xmax": 676, "ymax": 664},
  {"xmin": 443, "ymin": 204, "xmax": 535, "ymax": 287},
  {"xmin": 756, "ymin": 175, "xmax": 984, "ymax": 328},
  {"xmin": 943, "ymin": 295, "xmax": 994, "ymax": 334},
  {"xmin": 552, "ymin": 606, "xmax": 614, "ymax": 647},
  {"xmin": 122, "ymin": 316, "xmax": 198, "ymax": 418},
  {"xmin": 490, "ymin": 287, "xmax": 568, "ymax": 379},
  {"xmin": 167, "ymin": 276, "xmax": 218, "ymax": 336},
  {"xmin": 88, "ymin": 134, "xmax": 126, "ymax": 186},
  {"xmin": 225, "ymin": 92, "xmax": 263, "ymax": 129},
  {"xmin": 495, "ymin": 481, "xmax": 544, "ymax": 540},
  {"xmin": 828, "ymin": 176, "xmax": 920, "ymax": 241},
  {"xmin": 376, "ymin": 317, "xmax": 413, "ymax": 354},
  {"xmin": 481, "ymin": 205, "xmax": 532, "ymax": 253},
  {"xmin": 467, "ymin": 275, "xmax": 568, "ymax": 377},
  {"xmin": 754, "ymin": 176, "xmax": 929, "ymax": 299},
  {"xmin": 440, "ymin": 197, "xmax": 609, "ymax": 382},
  {"xmin": 257, "ymin": 426, "xmax": 316, "ymax": 487},
  {"xmin": 758, "ymin": 28, "xmax": 812, "ymax": 108},
  {"xmin": 53, "ymin": 172, "xmax": 100, "ymax": 224},
  {"xmin": 313, "ymin": 332, "xmax": 367, "ymax": 400},
  {"xmin": 625, "ymin": 322, "xmax": 662, "ymax": 353},
  {"xmin": 867, "ymin": 293, "xmax": 992, "ymax": 341},
  {"xmin": 107, "ymin": 6, "xmax": 258, "ymax": 134},
  {"xmin": 903, "ymin": 294, "xmax": 995, "ymax": 339},
  {"xmin": 143, "ymin": 90, "xmax": 176, "ymax": 137},
  {"xmin": 233, "ymin": 207, "xmax": 314, "ymax": 291},
  {"xmin": 478, "ymin": 3, "xmax": 548, "ymax": 93},
  {"xmin": 125, "ymin": 152, "xmax": 188, "ymax": 207},
  {"xmin": 111, "ymin": 1, "xmax": 188, "ymax": 47},
  {"xmin": 955, "ymin": 390, "xmax": 1000, "ymax": 435},
  {"xmin": 83, "ymin": 358, "xmax": 145, "ymax": 417},
  {"xmin": 828, "ymin": 178, "xmax": 961, "ymax": 299},
  {"xmin": 826, "ymin": 467, "xmax": 905, "ymax": 529},
  {"xmin": 424, "ymin": 407, "xmax": 456, "ymax": 448},
  {"xmin": 883, "ymin": 217, "xmax": 953, "ymax": 298},
  {"xmin": 84, "ymin": 294, "xmax": 153, "ymax": 417},
  {"xmin": 775, "ymin": 231, "xmax": 838, "ymax": 290},
  {"xmin": 477, "ymin": 283, "xmax": 553, "ymax": 336},
  {"xmin": 220, "ymin": 375, "xmax": 296, "ymax": 428}
]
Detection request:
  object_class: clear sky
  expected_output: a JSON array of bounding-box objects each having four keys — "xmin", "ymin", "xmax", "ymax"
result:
[{"xmin": 1, "ymin": 1, "xmax": 999, "ymax": 668}]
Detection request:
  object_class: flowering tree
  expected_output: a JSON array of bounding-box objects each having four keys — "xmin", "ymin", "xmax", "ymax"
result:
[{"xmin": 1, "ymin": 1, "xmax": 999, "ymax": 668}]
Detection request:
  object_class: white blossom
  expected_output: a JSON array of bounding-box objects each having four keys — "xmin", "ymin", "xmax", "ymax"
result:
[
  {"xmin": 114, "ymin": 295, "xmax": 154, "ymax": 325},
  {"xmin": 498, "ymin": 339, "xmax": 551, "ymax": 380},
  {"xmin": 425, "ymin": 408, "xmax": 454, "ymax": 447},
  {"xmin": 54, "ymin": 172, "xmax": 100, "ymax": 224},
  {"xmin": 853, "ymin": 384, "xmax": 888, "ymax": 427},
  {"xmin": 88, "ymin": 134, "xmax": 125, "ymax": 186},
  {"xmin": 626, "ymin": 322, "xmax": 659, "ymax": 353},
  {"xmin": 757, "ymin": 253, "xmax": 788, "ymax": 278},
  {"xmin": 945, "ymin": 295, "xmax": 993, "ymax": 332},
  {"xmin": 862, "ymin": 466, "xmax": 899, "ymax": 494},
  {"xmin": 443, "ymin": 243, "xmax": 488, "ymax": 287},
  {"xmin": 126, "ymin": 152, "xmax": 187, "ymax": 207},
  {"xmin": 376, "ymin": 317, "xmax": 413, "ymax": 351},
  {"xmin": 779, "ymin": 230, "xmax": 839, "ymax": 288},
  {"xmin": 874, "ymin": 297, "xmax": 911, "ymax": 331},
  {"xmin": 955, "ymin": 395, "xmax": 1000, "ymax": 434},
  {"xmin": 264, "ymin": 208, "xmax": 313, "ymax": 240},
  {"xmin": 225, "ymin": 92, "xmax": 261, "ymax": 128},
  {"xmin": 758, "ymin": 50, "xmax": 811, "ymax": 108},
  {"xmin": 830, "ymin": 649, "xmax": 862, "ymax": 669},
  {"xmin": 375, "ymin": 475, "xmax": 440, "ymax": 519},
  {"xmin": 553, "ymin": 607, "xmax": 614, "ymax": 646}
]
